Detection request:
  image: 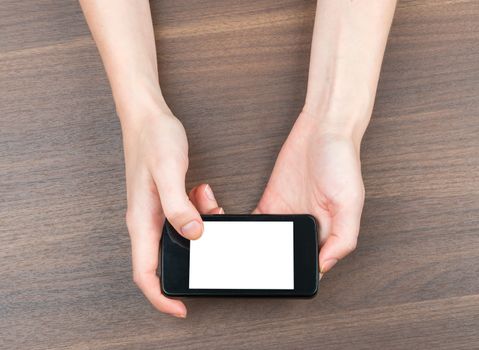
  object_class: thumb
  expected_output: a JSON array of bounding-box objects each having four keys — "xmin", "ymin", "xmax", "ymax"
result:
[
  {"xmin": 319, "ymin": 201, "xmax": 362, "ymax": 276},
  {"xmin": 153, "ymin": 162, "xmax": 203, "ymax": 240}
]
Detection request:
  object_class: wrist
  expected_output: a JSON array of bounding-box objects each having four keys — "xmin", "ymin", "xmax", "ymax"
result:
[
  {"xmin": 302, "ymin": 87, "xmax": 374, "ymax": 148},
  {"xmin": 115, "ymin": 84, "xmax": 174, "ymax": 132}
]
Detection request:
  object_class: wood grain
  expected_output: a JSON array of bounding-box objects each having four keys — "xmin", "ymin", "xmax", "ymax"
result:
[{"xmin": 1, "ymin": 0, "xmax": 478, "ymax": 349}]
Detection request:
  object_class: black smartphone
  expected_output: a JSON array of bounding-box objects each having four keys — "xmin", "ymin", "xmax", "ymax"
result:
[{"xmin": 161, "ymin": 214, "xmax": 319, "ymax": 297}]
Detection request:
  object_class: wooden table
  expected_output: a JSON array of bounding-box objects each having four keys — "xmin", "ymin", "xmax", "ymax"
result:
[{"xmin": 1, "ymin": 1, "xmax": 478, "ymax": 348}]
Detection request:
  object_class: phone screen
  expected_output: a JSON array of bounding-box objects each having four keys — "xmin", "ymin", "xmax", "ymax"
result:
[{"xmin": 189, "ymin": 221, "xmax": 295, "ymax": 289}]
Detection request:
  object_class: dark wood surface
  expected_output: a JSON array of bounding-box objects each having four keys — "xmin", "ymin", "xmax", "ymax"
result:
[{"xmin": 1, "ymin": 0, "xmax": 479, "ymax": 349}]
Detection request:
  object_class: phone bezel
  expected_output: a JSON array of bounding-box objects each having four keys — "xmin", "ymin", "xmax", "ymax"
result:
[{"xmin": 161, "ymin": 214, "xmax": 318, "ymax": 297}]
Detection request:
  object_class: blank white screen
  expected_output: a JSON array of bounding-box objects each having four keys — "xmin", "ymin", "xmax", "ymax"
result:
[{"xmin": 189, "ymin": 221, "xmax": 294, "ymax": 289}]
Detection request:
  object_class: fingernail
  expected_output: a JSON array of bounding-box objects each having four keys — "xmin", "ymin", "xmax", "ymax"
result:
[
  {"xmin": 181, "ymin": 220, "xmax": 202, "ymax": 239},
  {"xmin": 218, "ymin": 207, "xmax": 224, "ymax": 214},
  {"xmin": 320, "ymin": 259, "xmax": 338, "ymax": 275},
  {"xmin": 204, "ymin": 184, "xmax": 215, "ymax": 201},
  {"xmin": 173, "ymin": 312, "xmax": 186, "ymax": 318}
]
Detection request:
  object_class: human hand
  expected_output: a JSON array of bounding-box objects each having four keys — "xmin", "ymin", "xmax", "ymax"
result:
[
  {"xmin": 122, "ymin": 110, "xmax": 223, "ymax": 317},
  {"xmin": 255, "ymin": 111, "xmax": 365, "ymax": 277}
]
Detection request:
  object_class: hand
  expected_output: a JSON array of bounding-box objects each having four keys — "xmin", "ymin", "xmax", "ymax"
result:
[
  {"xmin": 255, "ymin": 111, "xmax": 365, "ymax": 277},
  {"xmin": 122, "ymin": 110, "xmax": 223, "ymax": 317}
]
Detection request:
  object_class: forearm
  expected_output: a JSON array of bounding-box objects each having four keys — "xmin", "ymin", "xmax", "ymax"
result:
[
  {"xmin": 304, "ymin": 0, "xmax": 397, "ymax": 145},
  {"xmin": 79, "ymin": 0, "xmax": 170, "ymax": 128}
]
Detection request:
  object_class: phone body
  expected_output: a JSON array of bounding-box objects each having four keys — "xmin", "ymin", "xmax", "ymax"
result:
[{"xmin": 161, "ymin": 214, "xmax": 318, "ymax": 297}]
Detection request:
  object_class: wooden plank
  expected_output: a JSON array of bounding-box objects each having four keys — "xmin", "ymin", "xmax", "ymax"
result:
[{"xmin": 0, "ymin": 0, "xmax": 478, "ymax": 349}]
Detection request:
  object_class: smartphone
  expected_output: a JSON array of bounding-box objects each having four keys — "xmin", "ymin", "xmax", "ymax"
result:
[{"xmin": 161, "ymin": 214, "xmax": 318, "ymax": 297}]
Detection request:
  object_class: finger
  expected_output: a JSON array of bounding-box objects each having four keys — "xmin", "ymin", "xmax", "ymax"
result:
[
  {"xmin": 126, "ymin": 207, "xmax": 187, "ymax": 318},
  {"xmin": 207, "ymin": 206, "xmax": 224, "ymax": 214},
  {"xmin": 189, "ymin": 183, "xmax": 221, "ymax": 214},
  {"xmin": 153, "ymin": 162, "xmax": 203, "ymax": 240},
  {"xmin": 319, "ymin": 198, "xmax": 363, "ymax": 276},
  {"xmin": 317, "ymin": 212, "xmax": 332, "ymax": 247}
]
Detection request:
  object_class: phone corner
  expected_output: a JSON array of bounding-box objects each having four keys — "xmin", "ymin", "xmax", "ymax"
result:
[
  {"xmin": 160, "ymin": 283, "xmax": 175, "ymax": 297},
  {"xmin": 305, "ymin": 284, "xmax": 319, "ymax": 298}
]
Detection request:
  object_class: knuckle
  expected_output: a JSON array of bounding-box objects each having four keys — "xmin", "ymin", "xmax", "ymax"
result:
[
  {"xmin": 163, "ymin": 202, "xmax": 190, "ymax": 224},
  {"xmin": 352, "ymin": 186, "xmax": 365, "ymax": 203},
  {"xmin": 344, "ymin": 236, "xmax": 358, "ymax": 253},
  {"xmin": 125, "ymin": 209, "xmax": 138, "ymax": 233},
  {"xmin": 152, "ymin": 155, "xmax": 187, "ymax": 176},
  {"xmin": 162, "ymin": 206, "xmax": 183, "ymax": 223},
  {"xmin": 150, "ymin": 156, "xmax": 169, "ymax": 173},
  {"xmin": 132, "ymin": 271, "xmax": 147, "ymax": 288},
  {"xmin": 132, "ymin": 271, "xmax": 143, "ymax": 287}
]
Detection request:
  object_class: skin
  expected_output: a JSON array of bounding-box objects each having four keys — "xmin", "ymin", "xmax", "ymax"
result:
[
  {"xmin": 256, "ymin": 0, "xmax": 397, "ymax": 275},
  {"xmin": 79, "ymin": 0, "xmax": 396, "ymax": 318}
]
